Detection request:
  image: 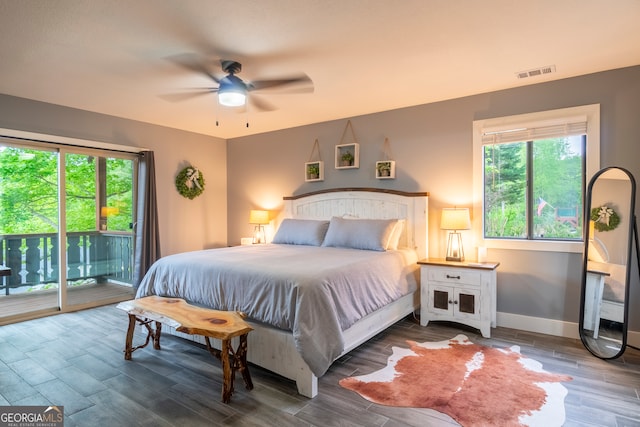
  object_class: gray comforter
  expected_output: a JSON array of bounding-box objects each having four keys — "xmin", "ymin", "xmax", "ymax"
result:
[{"xmin": 135, "ymin": 244, "xmax": 418, "ymax": 376}]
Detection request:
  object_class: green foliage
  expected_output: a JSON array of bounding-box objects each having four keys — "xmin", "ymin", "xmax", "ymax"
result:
[
  {"xmin": 0, "ymin": 147, "xmax": 59, "ymax": 234},
  {"xmin": 484, "ymin": 200, "xmax": 528, "ymax": 238},
  {"xmin": 65, "ymin": 153, "xmax": 97, "ymax": 232},
  {"xmin": 175, "ymin": 166, "xmax": 205, "ymax": 199},
  {"xmin": 484, "ymin": 136, "xmax": 584, "ymax": 240},
  {"xmin": 104, "ymin": 158, "xmax": 134, "ymax": 231},
  {"xmin": 0, "ymin": 146, "xmax": 134, "ymax": 235}
]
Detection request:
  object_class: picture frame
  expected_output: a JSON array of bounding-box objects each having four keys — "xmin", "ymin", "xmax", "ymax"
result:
[
  {"xmin": 375, "ymin": 160, "xmax": 396, "ymax": 179},
  {"xmin": 305, "ymin": 161, "xmax": 324, "ymax": 182},
  {"xmin": 335, "ymin": 143, "xmax": 359, "ymax": 169}
]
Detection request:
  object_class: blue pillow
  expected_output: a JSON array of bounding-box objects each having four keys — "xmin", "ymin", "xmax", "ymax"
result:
[
  {"xmin": 321, "ymin": 217, "xmax": 398, "ymax": 251},
  {"xmin": 272, "ymin": 219, "xmax": 330, "ymax": 246}
]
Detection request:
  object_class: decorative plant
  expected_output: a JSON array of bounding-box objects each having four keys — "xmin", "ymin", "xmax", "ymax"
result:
[
  {"xmin": 175, "ymin": 166, "xmax": 205, "ymax": 199},
  {"xmin": 591, "ymin": 205, "xmax": 620, "ymax": 231},
  {"xmin": 341, "ymin": 150, "xmax": 354, "ymax": 165},
  {"xmin": 307, "ymin": 163, "xmax": 320, "ymax": 178},
  {"xmin": 377, "ymin": 162, "xmax": 391, "ymax": 175}
]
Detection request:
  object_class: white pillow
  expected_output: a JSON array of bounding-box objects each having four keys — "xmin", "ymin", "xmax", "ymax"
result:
[
  {"xmin": 321, "ymin": 217, "xmax": 398, "ymax": 251},
  {"xmin": 272, "ymin": 219, "xmax": 330, "ymax": 246}
]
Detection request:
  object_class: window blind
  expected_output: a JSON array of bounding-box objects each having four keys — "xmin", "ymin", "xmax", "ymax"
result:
[{"xmin": 481, "ymin": 120, "xmax": 587, "ymax": 145}]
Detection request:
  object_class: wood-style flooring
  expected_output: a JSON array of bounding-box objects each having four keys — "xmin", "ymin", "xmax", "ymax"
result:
[{"xmin": 0, "ymin": 305, "xmax": 639, "ymax": 426}]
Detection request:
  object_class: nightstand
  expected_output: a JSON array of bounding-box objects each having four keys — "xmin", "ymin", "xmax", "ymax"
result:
[{"xmin": 418, "ymin": 258, "xmax": 499, "ymax": 338}]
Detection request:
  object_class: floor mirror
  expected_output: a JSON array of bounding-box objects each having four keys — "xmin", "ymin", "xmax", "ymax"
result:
[{"xmin": 579, "ymin": 166, "xmax": 637, "ymax": 359}]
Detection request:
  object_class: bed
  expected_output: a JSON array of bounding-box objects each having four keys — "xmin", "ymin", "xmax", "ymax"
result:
[{"xmin": 136, "ymin": 188, "xmax": 429, "ymax": 397}]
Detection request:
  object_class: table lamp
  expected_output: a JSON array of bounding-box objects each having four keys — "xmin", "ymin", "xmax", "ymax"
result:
[
  {"xmin": 249, "ymin": 210, "xmax": 269, "ymax": 244},
  {"xmin": 441, "ymin": 208, "xmax": 471, "ymax": 262}
]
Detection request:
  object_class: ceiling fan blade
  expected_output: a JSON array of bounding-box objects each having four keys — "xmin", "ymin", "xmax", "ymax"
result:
[
  {"xmin": 249, "ymin": 94, "xmax": 277, "ymax": 112},
  {"xmin": 159, "ymin": 88, "xmax": 218, "ymax": 102},
  {"xmin": 165, "ymin": 53, "xmax": 221, "ymax": 83},
  {"xmin": 248, "ymin": 74, "xmax": 313, "ymax": 91}
]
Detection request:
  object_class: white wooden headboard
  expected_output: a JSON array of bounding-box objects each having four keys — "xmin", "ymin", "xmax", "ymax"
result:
[{"xmin": 282, "ymin": 188, "xmax": 429, "ymax": 259}]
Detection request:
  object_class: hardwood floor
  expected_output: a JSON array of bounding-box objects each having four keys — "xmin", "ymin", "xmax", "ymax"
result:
[{"xmin": 0, "ymin": 305, "xmax": 638, "ymax": 426}]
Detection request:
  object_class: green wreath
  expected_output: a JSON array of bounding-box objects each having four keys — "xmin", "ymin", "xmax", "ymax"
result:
[
  {"xmin": 590, "ymin": 205, "xmax": 620, "ymax": 232},
  {"xmin": 175, "ymin": 166, "xmax": 205, "ymax": 199}
]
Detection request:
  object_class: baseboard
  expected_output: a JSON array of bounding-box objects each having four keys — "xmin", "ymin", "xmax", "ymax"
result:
[{"xmin": 496, "ymin": 311, "xmax": 640, "ymax": 348}]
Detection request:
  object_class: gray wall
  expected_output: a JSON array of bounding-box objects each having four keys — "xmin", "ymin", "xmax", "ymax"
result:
[
  {"xmin": 0, "ymin": 94, "xmax": 228, "ymax": 256},
  {"xmin": 227, "ymin": 66, "xmax": 640, "ymax": 331},
  {"xmin": 1, "ymin": 66, "xmax": 638, "ymax": 333}
]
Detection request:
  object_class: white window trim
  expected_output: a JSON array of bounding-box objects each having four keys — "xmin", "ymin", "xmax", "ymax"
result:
[{"xmin": 472, "ymin": 104, "xmax": 600, "ymax": 253}]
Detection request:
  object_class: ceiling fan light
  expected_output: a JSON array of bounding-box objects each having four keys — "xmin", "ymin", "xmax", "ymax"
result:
[{"xmin": 218, "ymin": 90, "xmax": 246, "ymax": 107}]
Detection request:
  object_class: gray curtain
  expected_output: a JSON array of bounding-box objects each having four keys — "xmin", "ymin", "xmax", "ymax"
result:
[{"xmin": 133, "ymin": 150, "xmax": 160, "ymax": 288}]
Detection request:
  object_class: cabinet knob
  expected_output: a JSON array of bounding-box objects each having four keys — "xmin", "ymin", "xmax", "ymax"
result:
[
  {"xmin": 446, "ymin": 274, "xmax": 461, "ymax": 280},
  {"xmin": 448, "ymin": 300, "xmax": 454, "ymax": 305}
]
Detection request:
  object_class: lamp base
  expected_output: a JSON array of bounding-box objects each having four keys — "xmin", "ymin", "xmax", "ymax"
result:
[
  {"xmin": 253, "ymin": 225, "xmax": 265, "ymax": 244},
  {"xmin": 445, "ymin": 231, "xmax": 465, "ymax": 262}
]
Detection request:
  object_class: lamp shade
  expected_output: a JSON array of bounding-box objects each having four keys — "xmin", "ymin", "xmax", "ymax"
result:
[
  {"xmin": 101, "ymin": 206, "xmax": 120, "ymax": 217},
  {"xmin": 440, "ymin": 208, "xmax": 471, "ymax": 231},
  {"xmin": 249, "ymin": 210, "xmax": 270, "ymax": 225}
]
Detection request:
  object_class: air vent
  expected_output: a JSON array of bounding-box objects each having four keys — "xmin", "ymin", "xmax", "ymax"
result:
[{"xmin": 516, "ymin": 65, "xmax": 556, "ymax": 79}]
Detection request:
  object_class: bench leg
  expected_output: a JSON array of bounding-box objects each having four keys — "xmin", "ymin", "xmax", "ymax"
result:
[
  {"xmin": 205, "ymin": 335, "xmax": 252, "ymax": 403},
  {"xmin": 153, "ymin": 321, "xmax": 162, "ymax": 350},
  {"xmin": 124, "ymin": 314, "xmax": 136, "ymax": 360},
  {"xmin": 237, "ymin": 334, "xmax": 253, "ymax": 391},
  {"xmin": 221, "ymin": 339, "xmax": 234, "ymax": 404},
  {"xmin": 122, "ymin": 315, "xmax": 162, "ymax": 360}
]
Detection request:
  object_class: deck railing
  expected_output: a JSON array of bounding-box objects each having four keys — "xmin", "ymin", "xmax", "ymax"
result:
[{"xmin": 0, "ymin": 231, "xmax": 133, "ymax": 295}]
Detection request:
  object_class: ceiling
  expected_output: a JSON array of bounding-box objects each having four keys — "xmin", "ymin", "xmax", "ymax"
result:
[{"xmin": 1, "ymin": 1, "xmax": 639, "ymax": 140}]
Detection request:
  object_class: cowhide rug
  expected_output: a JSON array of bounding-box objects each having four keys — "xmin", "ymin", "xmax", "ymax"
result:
[{"xmin": 339, "ymin": 334, "xmax": 572, "ymax": 427}]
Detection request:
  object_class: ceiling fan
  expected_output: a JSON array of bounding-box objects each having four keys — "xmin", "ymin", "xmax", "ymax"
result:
[{"xmin": 165, "ymin": 55, "xmax": 313, "ymax": 112}]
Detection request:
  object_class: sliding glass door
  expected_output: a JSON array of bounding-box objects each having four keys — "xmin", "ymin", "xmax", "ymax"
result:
[
  {"xmin": 0, "ymin": 144, "xmax": 60, "ymax": 317},
  {"xmin": 63, "ymin": 151, "xmax": 136, "ymax": 310},
  {"xmin": 0, "ymin": 139, "xmax": 137, "ymax": 322}
]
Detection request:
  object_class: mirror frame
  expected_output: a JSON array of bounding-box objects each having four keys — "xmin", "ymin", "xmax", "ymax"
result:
[{"xmin": 579, "ymin": 166, "xmax": 636, "ymax": 359}]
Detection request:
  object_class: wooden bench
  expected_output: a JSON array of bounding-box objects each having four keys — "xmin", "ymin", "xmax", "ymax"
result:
[{"xmin": 116, "ymin": 296, "xmax": 253, "ymax": 403}]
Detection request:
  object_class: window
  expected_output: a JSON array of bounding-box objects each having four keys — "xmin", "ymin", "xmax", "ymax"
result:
[
  {"xmin": 0, "ymin": 131, "xmax": 140, "ymax": 321},
  {"xmin": 473, "ymin": 105, "xmax": 600, "ymax": 252}
]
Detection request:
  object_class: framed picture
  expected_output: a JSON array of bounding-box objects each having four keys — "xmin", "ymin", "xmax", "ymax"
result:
[
  {"xmin": 305, "ymin": 161, "xmax": 324, "ymax": 182},
  {"xmin": 335, "ymin": 143, "xmax": 359, "ymax": 169},
  {"xmin": 375, "ymin": 160, "xmax": 395, "ymax": 179}
]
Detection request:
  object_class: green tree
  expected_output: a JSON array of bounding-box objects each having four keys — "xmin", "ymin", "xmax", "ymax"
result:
[
  {"xmin": 0, "ymin": 147, "xmax": 59, "ymax": 234},
  {"xmin": 0, "ymin": 147, "xmax": 134, "ymax": 234},
  {"xmin": 483, "ymin": 136, "xmax": 583, "ymax": 240},
  {"xmin": 484, "ymin": 142, "xmax": 526, "ymax": 237}
]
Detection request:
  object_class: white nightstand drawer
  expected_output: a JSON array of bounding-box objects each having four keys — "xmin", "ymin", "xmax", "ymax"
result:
[{"xmin": 427, "ymin": 269, "xmax": 481, "ymax": 286}]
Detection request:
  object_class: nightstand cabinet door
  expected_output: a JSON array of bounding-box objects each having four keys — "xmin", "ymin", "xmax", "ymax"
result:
[
  {"xmin": 454, "ymin": 287, "xmax": 481, "ymax": 320},
  {"xmin": 426, "ymin": 283, "xmax": 481, "ymax": 320},
  {"xmin": 429, "ymin": 285, "xmax": 454, "ymax": 316}
]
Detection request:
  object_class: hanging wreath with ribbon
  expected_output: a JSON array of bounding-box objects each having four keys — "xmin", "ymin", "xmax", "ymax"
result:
[
  {"xmin": 590, "ymin": 204, "xmax": 620, "ymax": 232},
  {"xmin": 175, "ymin": 166, "xmax": 205, "ymax": 199}
]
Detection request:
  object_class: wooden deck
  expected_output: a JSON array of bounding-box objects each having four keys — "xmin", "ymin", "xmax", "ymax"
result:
[{"xmin": 0, "ymin": 281, "xmax": 134, "ymax": 325}]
